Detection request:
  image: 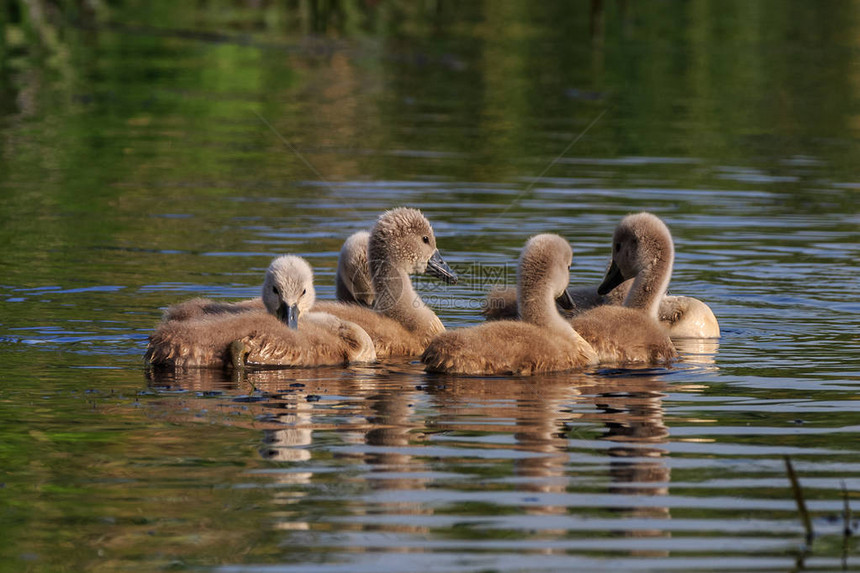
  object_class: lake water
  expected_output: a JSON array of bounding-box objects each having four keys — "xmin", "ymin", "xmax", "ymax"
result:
[{"xmin": 1, "ymin": 1, "xmax": 858, "ymax": 571}]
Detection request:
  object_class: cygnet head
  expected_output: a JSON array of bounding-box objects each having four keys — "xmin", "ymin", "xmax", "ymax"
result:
[
  {"xmin": 518, "ymin": 234, "xmax": 573, "ymax": 304},
  {"xmin": 261, "ymin": 255, "xmax": 316, "ymax": 329},
  {"xmin": 368, "ymin": 207, "xmax": 457, "ymax": 284},
  {"xmin": 598, "ymin": 212, "xmax": 674, "ymax": 295}
]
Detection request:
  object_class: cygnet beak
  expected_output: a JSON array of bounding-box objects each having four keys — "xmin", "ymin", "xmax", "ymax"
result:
[
  {"xmin": 556, "ymin": 288, "xmax": 576, "ymax": 310},
  {"xmin": 426, "ymin": 250, "xmax": 458, "ymax": 285},
  {"xmin": 277, "ymin": 302, "xmax": 300, "ymax": 329},
  {"xmin": 597, "ymin": 260, "xmax": 625, "ymax": 295}
]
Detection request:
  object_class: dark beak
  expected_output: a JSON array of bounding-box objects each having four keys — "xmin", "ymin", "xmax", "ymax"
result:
[
  {"xmin": 426, "ymin": 250, "xmax": 458, "ymax": 285},
  {"xmin": 276, "ymin": 302, "xmax": 300, "ymax": 329},
  {"xmin": 597, "ymin": 260, "xmax": 625, "ymax": 295},
  {"xmin": 556, "ymin": 288, "xmax": 575, "ymax": 310}
]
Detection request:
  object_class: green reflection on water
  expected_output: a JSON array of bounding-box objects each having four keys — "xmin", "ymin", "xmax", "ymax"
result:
[{"xmin": 1, "ymin": 1, "xmax": 858, "ymax": 571}]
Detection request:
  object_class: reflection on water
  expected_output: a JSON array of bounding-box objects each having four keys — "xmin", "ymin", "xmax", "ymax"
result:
[
  {"xmin": 599, "ymin": 378, "xmax": 671, "ymax": 554},
  {"xmin": 1, "ymin": 0, "xmax": 859, "ymax": 571},
  {"xmin": 135, "ymin": 349, "xmax": 857, "ymax": 571}
]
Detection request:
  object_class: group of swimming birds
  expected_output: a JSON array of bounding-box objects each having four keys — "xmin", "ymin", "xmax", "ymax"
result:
[{"xmin": 145, "ymin": 207, "xmax": 720, "ymax": 376}]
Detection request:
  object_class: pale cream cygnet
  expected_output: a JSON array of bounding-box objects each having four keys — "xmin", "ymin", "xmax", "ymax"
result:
[
  {"xmin": 145, "ymin": 256, "xmax": 375, "ymax": 368},
  {"xmin": 160, "ymin": 231, "xmax": 374, "ymax": 322}
]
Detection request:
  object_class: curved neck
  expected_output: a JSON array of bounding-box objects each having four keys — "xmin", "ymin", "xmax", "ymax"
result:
[
  {"xmin": 371, "ymin": 260, "xmax": 444, "ymax": 337},
  {"xmin": 623, "ymin": 249, "xmax": 673, "ymax": 318},
  {"xmin": 519, "ymin": 286, "xmax": 576, "ymax": 335}
]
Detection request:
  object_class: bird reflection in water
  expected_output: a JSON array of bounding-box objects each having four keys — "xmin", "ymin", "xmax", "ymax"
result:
[
  {"xmin": 143, "ymin": 345, "xmax": 718, "ymax": 551},
  {"xmin": 590, "ymin": 371, "xmax": 672, "ymax": 556},
  {"xmin": 256, "ymin": 361, "xmax": 435, "ymax": 537}
]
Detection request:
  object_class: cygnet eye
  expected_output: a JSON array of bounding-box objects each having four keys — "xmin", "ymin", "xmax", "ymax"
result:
[
  {"xmin": 301, "ymin": 288, "xmax": 306, "ymax": 296},
  {"xmin": 422, "ymin": 236, "xmax": 430, "ymax": 244},
  {"xmin": 614, "ymin": 242, "xmax": 621, "ymax": 252},
  {"xmin": 272, "ymin": 286, "xmax": 278, "ymax": 294}
]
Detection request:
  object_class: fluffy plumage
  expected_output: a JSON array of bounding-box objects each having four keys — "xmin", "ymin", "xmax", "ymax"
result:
[
  {"xmin": 483, "ymin": 216, "xmax": 719, "ymax": 338},
  {"xmin": 422, "ymin": 234, "xmax": 597, "ymax": 375},
  {"xmin": 314, "ymin": 207, "xmax": 455, "ymax": 358},
  {"xmin": 145, "ymin": 256, "xmax": 375, "ymax": 368},
  {"xmin": 161, "ymin": 297, "xmax": 264, "ymax": 322},
  {"xmin": 570, "ymin": 213, "xmax": 677, "ymax": 364},
  {"xmin": 159, "ymin": 231, "xmax": 375, "ymax": 322},
  {"xmin": 335, "ymin": 230, "xmax": 374, "ymax": 307}
]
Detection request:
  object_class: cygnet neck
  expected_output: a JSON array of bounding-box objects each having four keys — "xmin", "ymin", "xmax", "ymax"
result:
[
  {"xmin": 370, "ymin": 258, "xmax": 443, "ymax": 337},
  {"xmin": 623, "ymin": 244, "xmax": 674, "ymax": 318},
  {"xmin": 519, "ymin": 279, "xmax": 576, "ymax": 335}
]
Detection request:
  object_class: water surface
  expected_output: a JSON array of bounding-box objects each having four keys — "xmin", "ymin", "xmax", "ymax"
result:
[{"xmin": 0, "ymin": 1, "xmax": 858, "ymax": 571}]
